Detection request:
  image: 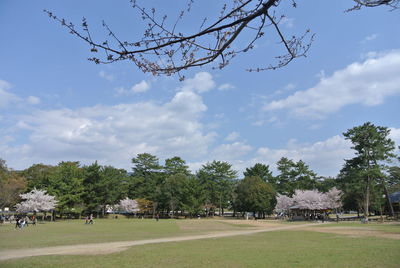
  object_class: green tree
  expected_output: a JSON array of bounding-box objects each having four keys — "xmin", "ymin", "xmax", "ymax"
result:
[
  {"xmin": 243, "ymin": 163, "xmax": 275, "ymax": 184},
  {"xmin": 49, "ymin": 162, "xmax": 85, "ymax": 217},
  {"xmin": 343, "ymin": 122, "xmax": 396, "ymax": 220},
  {"xmin": 164, "ymin": 156, "xmax": 191, "ymax": 176},
  {"xmin": 275, "ymin": 158, "xmax": 317, "ymax": 195},
  {"xmin": 83, "ymin": 162, "xmax": 128, "ymax": 216},
  {"xmin": 163, "ymin": 173, "xmax": 188, "ymax": 217},
  {"xmin": 196, "ymin": 160, "xmax": 237, "ymax": 216},
  {"xmin": 100, "ymin": 166, "xmax": 129, "ymax": 213},
  {"xmin": 131, "ymin": 153, "xmax": 162, "ymax": 177},
  {"xmin": 234, "ymin": 176, "xmax": 276, "ymax": 219},
  {"xmin": 82, "ymin": 162, "xmax": 103, "ymax": 214},
  {"xmin": 182, "ymin": 177, "xmax": 205, "ymax": 217},
  {"xmin": 337, "ymin": 158, "xmax": 368, "ymax": 216},
  {"xmin": 387, "ymin": 166, "xmax": 400, "ymax": 193},
  {"xmin": 0, "ymin": 159, "xmax": 27, "ymax": 209},
  {"xmin": 22, "ymin": 163, "xmax": 57, "ymax": 191},
  {"xmin": 315, "ymin": 176, "xmax": 338, "ymax": 193},
  {"xmin": 129, "ymin": 153, "xmax": 164, "ymax": 215}
]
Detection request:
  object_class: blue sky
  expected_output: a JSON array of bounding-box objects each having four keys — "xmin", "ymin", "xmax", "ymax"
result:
[{"xmin": 1, "ymin": 0, "xmax": 399, "ymax": 176}]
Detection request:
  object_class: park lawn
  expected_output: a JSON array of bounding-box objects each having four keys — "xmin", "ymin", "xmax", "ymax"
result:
[
  {"xmin": 317, "ymin": 222, "xmax": 400, "ymax": 233},
  {"xmin": 0, "ymin": 219, "xmax": 255, "ymax": 249},
  {"xmin": 1, "ymin": 229, "xmax": 399, "ymax": 268}
]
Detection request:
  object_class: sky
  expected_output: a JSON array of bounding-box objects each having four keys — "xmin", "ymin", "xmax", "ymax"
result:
[{"xmin": 1, "ymin": 0, "xmax": 399, "ymax": 177}]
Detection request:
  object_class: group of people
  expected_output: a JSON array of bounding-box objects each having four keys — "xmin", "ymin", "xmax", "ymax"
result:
[
  {"xmin": 84, "ymin": 214, "xmax": 94, "ymax": 224},
  {"xmin": 15, "ymin": 215, "xmax": 36, "ymax": 229}
]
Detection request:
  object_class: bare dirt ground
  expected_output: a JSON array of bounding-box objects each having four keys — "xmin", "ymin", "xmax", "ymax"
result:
[{"xmin": 1, "ymin": 221, "xmax": 398, "ymax": 261}]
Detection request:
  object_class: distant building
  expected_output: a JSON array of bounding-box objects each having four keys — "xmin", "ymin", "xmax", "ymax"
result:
[{"xmin": 389, "ymin": 191, "xmax": 400, "ymax": 213}]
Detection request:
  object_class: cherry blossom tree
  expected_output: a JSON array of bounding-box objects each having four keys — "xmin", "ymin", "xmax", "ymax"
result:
[
  {"xmin": 45, "ymin": 0, "xmax": 398, "ymax": 77},
  {"xmin": 118, "ymin": 197, "xmax": 139, "ymax": 213},
  {"xmin": 292, "ymin": 190, "xmax": 324, "ymax": 210},
  {"xmin": 275, "ymin": 194, "xmax": 293, "ymax": 212},
  {"xmin": 16, "ymin": 188, "xmax": 57, "ymax": 215},
  {"xmin": 274, "ymin": 188, "xmax": 343, "ymax": 212},
  {"xmin": 322, "ymin": 187, "xmax": 343, "ymax": 210}
]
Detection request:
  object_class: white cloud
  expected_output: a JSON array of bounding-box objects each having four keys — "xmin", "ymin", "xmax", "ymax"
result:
[
  {"xmin": 185, "ymin": 134, "xmax": 356, "ymax": 177},
  {"xmin": 99, "ymin": 70, "xmax": 114, "ymax": 82},
  {"xmin": 3, "ymin": 87, "xmax": 215, "ymax": 170},
  {"xmin": 264, "ymin": 50, "xmax": 400, "ymax": 119},
  {"xmin": 284, "ymin": 83, "xmax": 296, "ymax": 91},
  {"xmin": 131, "ymin": 80, "xmax": 150, "ymax": 93},
  {"xmin": 26, "ymin": 96, "xmax": 40, "ymax": 105},
  {"xmin": 181, "ymin": 72, "xmax": 215, "ymax": 93},
  {"xmin": 281, "ymin": 17, "xmax": 294, "ymax": 28},
  {"xmin": 361, "ymin": 33, "xmax": 378, "ymax": 43},
  {"xmin": 389, "ymin": 127, "xmax": 400, "ymax": 147},
  {"xmin": 0, "ymin": 79, "xmax": 20, "ymax": 108},
  {"xmin": 218, "ymin": 83, "xmax": 235, "ymax": 91},
  {"xmin": 225, "ymin": 132, "xmax": 240, "ymax": 142},
  {"xmin": 211, "ymin": 142, "xmax": 253, "ymax": 161},
  {"xmin": 251, "ymin": 135, "xmax": 354, "ymax": 176}
]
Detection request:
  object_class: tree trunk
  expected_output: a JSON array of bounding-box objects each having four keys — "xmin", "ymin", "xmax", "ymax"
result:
[
  {"xmin": 102, "ymin": 205, "xmax": 106, "ymax": 218},
  {"xmin": 382, "ymin": 180, "xmax": 394, "ymax": 217},
  {"xmin": 364, "ymin": 175, "xmax": 370, "ymax": 222}
]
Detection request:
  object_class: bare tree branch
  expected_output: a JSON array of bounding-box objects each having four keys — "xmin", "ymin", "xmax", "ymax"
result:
[{"xmin": 45, "ymin": 0, "xmax": 398, "ymax": 77}]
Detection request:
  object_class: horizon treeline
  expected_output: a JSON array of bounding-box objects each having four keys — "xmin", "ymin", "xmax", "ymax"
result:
[{"xmin": 1, "ymin": 122, "xmax": 399, "ymax": 218}]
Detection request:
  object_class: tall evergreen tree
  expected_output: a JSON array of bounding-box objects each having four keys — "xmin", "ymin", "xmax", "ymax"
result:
[
  {"xmin": 343, "ymin": 122, "xmax": 396, "ymax": 220},
  {"xmin": 243, "ymin": 163, "xmax": 275, "ymax": 184},
  {"xmin": 196, "ymin": 160, "xmax": 237, "ymax": 216}
]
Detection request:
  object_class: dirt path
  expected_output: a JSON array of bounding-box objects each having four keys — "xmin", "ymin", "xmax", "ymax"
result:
[{"xmin": 0, "ymin": 223, "xmax": 320, "ymax": 261}]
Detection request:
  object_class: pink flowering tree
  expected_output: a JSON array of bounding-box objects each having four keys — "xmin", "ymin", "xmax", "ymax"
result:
[
  {"xmin": 275, "ymin": 188, "xmax": 343, "ymax": 220},
  {"xmin": 292, "ymin": 190, "xmax": 325, "ymax": 210},
  {"xmin": 275, "ymin": 194, "xmax": 293, "ymax": 212},
  {"xmin": 322, "ymin": 187, "xmax": 343, "ymax": 211},
  {"xmin": 16, "ymin": 188, "xmax": 57, "ymax": 219},
  {"xmin": 118, "ymin": 198, "xmax": 139, "ymax": 214}
]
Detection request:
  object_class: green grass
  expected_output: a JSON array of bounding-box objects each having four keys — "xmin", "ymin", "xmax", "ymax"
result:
[
  {"xmin": 1, "ymin": 230, "xmax": 399, "ymax": 268},
  {"xmin": 1, "ymin": 219, "xmax": 399, "ymax": 267},
  {"xmin": 0, "ymin": 218, "xmax": 253, "ymax": 249},
  {"xmin": 318, "ymin": 222, "xmax": 400, "ymax": 233}
]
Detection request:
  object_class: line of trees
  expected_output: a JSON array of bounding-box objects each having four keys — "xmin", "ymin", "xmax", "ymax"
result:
[{"xmin": 0, "ymin": 122, "xmax": 399, "ymax": 219}]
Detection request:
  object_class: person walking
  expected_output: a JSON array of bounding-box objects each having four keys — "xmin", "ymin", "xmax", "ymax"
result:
[{"xmin": 15, "ymin": 217, "xmax": 20, "ymax": 229}]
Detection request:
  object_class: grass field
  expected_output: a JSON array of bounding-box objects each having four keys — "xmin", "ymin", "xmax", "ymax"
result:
[
  {"xmin": 0, "ymin": 218, "xmax": 254, "ymax": 249},
  {"xmin": 0, "ymin": 219, "xmax": 399, "ymax": 268}
]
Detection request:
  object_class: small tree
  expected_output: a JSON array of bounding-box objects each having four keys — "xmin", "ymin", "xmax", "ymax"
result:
[
  {"xmin": 119, "ymin": 198, "xmax": 139, "ymax": 214},
  {"xmin": 322, "ymin": 187, "xmax": 343, "ymax": 212},
  {"xmin": 234, "ymin": 176, "xmax": 276, "ymax": 218},
  {"xmin": 16, "ymin": 188, "xmax": 57, "ymax": 220}
]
